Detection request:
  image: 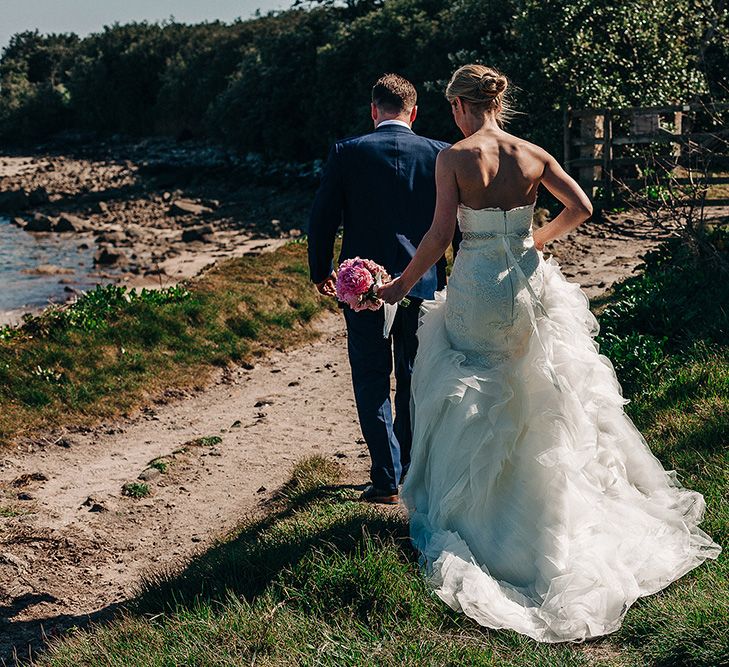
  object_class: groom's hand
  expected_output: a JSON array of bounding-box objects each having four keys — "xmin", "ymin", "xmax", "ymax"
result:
[{"xmin": 316, "ymin": 271, "xmax": 337, "ymax": 298}]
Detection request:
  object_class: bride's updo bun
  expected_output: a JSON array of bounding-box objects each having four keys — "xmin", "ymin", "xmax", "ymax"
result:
[{"xmin": 446, "ymin": 64, "xmax": 512, "ymax": 125}]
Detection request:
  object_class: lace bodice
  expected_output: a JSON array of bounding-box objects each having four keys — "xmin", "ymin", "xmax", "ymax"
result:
[{"xmin": 445, "ymin": 203, "xmax": 543, "ymax": 366}]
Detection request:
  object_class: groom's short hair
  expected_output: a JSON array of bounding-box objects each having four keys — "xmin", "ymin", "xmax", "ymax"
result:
[{"xmin": 372, "ymin": 73, "xmax": 417, "ymax": 113}]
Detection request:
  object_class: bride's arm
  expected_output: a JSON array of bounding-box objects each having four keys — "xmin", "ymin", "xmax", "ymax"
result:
[
  {"xmin": 532, "ymin": 153, "xmax": 593, "ymax": 250},
  {"xmin": 378, "ymin": 150, "xmax": 459, "ymax": 304}
]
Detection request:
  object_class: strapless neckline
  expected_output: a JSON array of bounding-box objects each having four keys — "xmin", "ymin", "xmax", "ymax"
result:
[{"xmin": 459, "ymin": 202, "xmax": 535, "ymax": 213}]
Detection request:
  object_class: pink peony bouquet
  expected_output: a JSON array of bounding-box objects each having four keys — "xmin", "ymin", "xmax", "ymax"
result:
[{"xmin": 335, "ymin": 257, "xmax": 390, "ymax": 311}]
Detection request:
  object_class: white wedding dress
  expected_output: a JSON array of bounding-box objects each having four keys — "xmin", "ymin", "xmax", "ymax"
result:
[{"xmin": 401, "ymin": 203, "xmax": 721, "ymax": 643}]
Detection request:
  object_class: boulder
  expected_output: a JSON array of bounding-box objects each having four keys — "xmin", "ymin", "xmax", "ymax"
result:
[
  {"xmin": 24, "ymin": 213, "xmax": 54, "ymax": 232},
  {"xmin": 54, "ymin": 213, "xmax": 87, "ymax": 233},
  {"xmin": 182, "ymin": 225, "xmax": 215, "ymax": 243},
  {"xmin": 96, "ymin": 230, "xmax": 127, "ymax": 245},
  {"xmin": 138, "ymin": 467, "xmax": 161, "ymax": 482},
  {"xmin": 94, "ymin": 245, "xmax": 129, "ymax": 266},
  {"xmin": 90, "ymin": 201, "xmax": 109, "ymax": 214},
  {"xmin": 168, "ymin": 199, "xmax": 213, "ymax": 217},
  {"xmin": 11, "ymin": 217, "xmax": 26, "ymax": 228},
  {"xmin": 28, "ymin": 186, "xmax": 49, "ymax": 206},
  {"xmin": 0, "ymin": 189, "xmax": 29, "ymax": 212},
  {"xmin": 22, "ymin": 264, "xmax": 74, "ymax": 276}
]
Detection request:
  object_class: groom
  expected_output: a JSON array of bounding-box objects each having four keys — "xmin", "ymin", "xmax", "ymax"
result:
[{"xmin": 308, "ymin": 73, "xmax": 451, "ymax": 504}]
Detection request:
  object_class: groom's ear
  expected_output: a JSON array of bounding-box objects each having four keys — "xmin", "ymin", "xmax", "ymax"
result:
[
  {"xmin": 371, "ymin": 103, "xmax": 379, "ymax": 123},
  {"xmin": 409, "ymin": 105, "xmax": 418, "ymax": 125}
]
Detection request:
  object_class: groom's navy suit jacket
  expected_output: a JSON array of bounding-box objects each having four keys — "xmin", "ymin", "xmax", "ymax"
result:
[{"xmin": 308, "ymin": 124, "xmax": 450, "ymax": 298}]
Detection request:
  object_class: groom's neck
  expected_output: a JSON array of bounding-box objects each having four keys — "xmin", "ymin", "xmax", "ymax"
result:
[{"xmin": 376, "ymin": 113, "xmax": 411, "ymax": 126}]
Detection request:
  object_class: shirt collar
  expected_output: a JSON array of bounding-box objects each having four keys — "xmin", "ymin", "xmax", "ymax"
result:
[{"xmin": 376, "ymin": 119, "xmax": 412, "ymax": 130}]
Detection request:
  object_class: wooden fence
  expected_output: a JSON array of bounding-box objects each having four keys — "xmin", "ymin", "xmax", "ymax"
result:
[{"xmin": 563, "ymin": 102, "xmax": 729, "ymax": 208}]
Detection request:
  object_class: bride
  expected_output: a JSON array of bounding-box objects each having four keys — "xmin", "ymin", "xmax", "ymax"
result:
[{"xmin": 377, "ymin": 64, "xmax": 721, "ymax": 642}]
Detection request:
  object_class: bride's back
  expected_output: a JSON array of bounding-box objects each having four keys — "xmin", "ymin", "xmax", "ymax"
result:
[
  {"xmin": 443, "ymin": 64, "xmax": 549, "ymax": 211},
  {"xmin": 451, "ymin": 129, "xmax": 547, "ymax": 211}
]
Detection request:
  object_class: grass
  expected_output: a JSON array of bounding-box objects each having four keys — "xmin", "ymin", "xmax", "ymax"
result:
[
  {"xmin": 149, "ymin": 458, "xmax": 170, "ymax": 473},
  {"xmin": 0, "ymin": 242, "xmax": 337, "ymax": 448},
  {"xmin": 0, "ymin": 505, "xmax": 25, "ymax": 518},
  {"xmin": 122, "ymin": 482, "xmax": 151, "ymax": 499},
  {"xmin": 187, "ymin": 435, "xmax": 223, "ymax": 448}
]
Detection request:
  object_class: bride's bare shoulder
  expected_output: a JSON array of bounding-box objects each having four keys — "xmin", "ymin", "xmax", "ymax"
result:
[
  {"xmin": 498, "ymin": 131, "xmax": 550, "ymax": 159},
  {"xmin": 443, "ymin": 136, "xmax": 491, "ymax": 163}
]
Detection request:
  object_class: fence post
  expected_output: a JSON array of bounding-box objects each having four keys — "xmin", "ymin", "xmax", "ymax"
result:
[
  {"xmin": 579, "ymin": 112, "xmax": 603, "ymax": 202},
  {"xmin": 563, "ymin": 106, "xmax": 571, "ymax": 170},
  {"xmin": 603, "ymin": 108, "xmax": 613, "ymax": 207}
]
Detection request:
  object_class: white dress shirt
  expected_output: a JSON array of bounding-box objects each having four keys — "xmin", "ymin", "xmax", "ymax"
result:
[{"xmin": 376, "ymin": 119, "xmax": 412, "ymax": 130}]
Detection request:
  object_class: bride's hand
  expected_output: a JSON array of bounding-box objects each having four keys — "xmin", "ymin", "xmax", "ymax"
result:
[
  {"xmin": 377, "ymin": 277, "xmax": 408, "ymax": 304},
  {"xmin": 533, "ymin": 229, "xmax": 547, "ymax": 251}
]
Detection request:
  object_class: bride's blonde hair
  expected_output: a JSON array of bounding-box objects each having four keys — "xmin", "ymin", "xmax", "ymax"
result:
[{"xmin": 445, "ymin": 64, "xmax": 512, "ymax": 126}]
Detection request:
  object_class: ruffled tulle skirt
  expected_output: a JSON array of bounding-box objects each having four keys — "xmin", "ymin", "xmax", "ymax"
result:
[{"xmin": 402, "ymin": 256, "xmax": 721, "ymax": 643}]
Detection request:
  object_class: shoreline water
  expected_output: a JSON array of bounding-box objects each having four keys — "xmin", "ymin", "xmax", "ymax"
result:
[{"xmin": 0, "ymin": 215, "xmax": 116, "ymax": 325}]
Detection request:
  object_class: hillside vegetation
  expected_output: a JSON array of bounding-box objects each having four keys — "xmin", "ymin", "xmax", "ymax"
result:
[{"xmin": 1, "ymin": 0, "xmax": 727, "ymax": 160}]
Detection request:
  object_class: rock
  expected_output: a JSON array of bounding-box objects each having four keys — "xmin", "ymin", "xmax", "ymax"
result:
[
  {"xmin": 96, "ymin": 231, "xmax": 127, "ymax": 245},
  {"xmin": 0, "ymin": 189, "xmax": 29, "ymax": 212},
  {"xmin": 22, "ymin": 264, "xmax": 74, "ymax": 276},
  {"xmin": 138, "ymin": 467, "xmax": 161, "ymax": 482},
  {"xmin": 12, "ymin": 472, "xmax": 48, "ymax": 487},
  {"xmin": 11, "ymin": 217, "xmax": 26, "ymax": 228},
  {"xmin": 28, "ymin": 186, "xmax": 49, "ymax": 206},
  {"xmin": 17, "ymin": 492, "xmax": 34, "ymax": 501},
  {"xmin": 181, "ymin": 225, "xmax": 214, "ymax": 243},
  {"xmin": 82, "ymin": 495, "xmax": 107, "ymax": 512},
  {"xmin": 55, "ymin": 213, "xmax": 88, "ymax": 232},
  {"xmin": 94, "ymin": 245, "xmax": 128, "ymax": 266},
  {"xmin": 90, "ymin": 201, "xmax": 109, "ymax": 214},
  {"xmin": 24, "ymin": 213, "xmax": 54, "ymax": 232},
  {"xmin": 201, "ymin": 198, "xmax": 220, "ymax": 210},
  {"xmin": 0, "ymin": 553, "xmax": 24, "ymax": 568},
  {"xmin": 168, "ymin": 199, "xmax": 213, "ymax": 217}
]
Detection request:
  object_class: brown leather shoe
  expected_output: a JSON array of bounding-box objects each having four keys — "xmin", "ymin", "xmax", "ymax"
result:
[{"xmin": 359, "ymin": 484, "xmax": 399, "ymax": 505}]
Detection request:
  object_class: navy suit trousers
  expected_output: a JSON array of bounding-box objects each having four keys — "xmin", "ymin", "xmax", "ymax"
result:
[{"xmin": 343, "ymin": 299, "xmax": 422, "ymax": 494}]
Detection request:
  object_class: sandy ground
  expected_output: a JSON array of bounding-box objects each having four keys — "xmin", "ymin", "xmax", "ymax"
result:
[{"xmin": 0, "ymin": 145, "xmax": 695, "ymax": 664}]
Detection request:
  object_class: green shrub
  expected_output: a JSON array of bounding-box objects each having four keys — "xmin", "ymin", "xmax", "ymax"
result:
[{"xmin": 1, "ymin": 1, "xmax": 726, "ymax": 158}]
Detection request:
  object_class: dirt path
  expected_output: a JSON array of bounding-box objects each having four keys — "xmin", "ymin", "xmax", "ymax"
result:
[{"xmin": 0, "ymin": 212, "xmax": 666, "ymax": 664}]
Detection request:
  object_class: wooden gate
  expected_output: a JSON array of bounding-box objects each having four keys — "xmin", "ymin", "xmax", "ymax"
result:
[{"xmin": 563, "ymin": 103, "xmax": 729, "ymax": 208}]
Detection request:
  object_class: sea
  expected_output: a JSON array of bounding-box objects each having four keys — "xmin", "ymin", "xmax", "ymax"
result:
[{"xmin": 0, "ymin": 216, "xmax": 109, "ymax": 323}]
